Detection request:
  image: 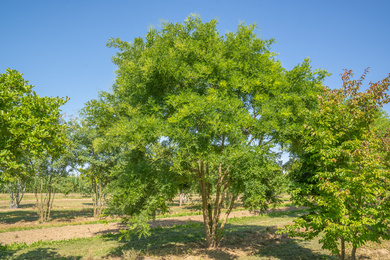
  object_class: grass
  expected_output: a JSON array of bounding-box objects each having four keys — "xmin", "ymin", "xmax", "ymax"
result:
[
  {"xmin": 0, "ymin": 193, "xmax": 295, "ymax": 234},
  {"xmin": 0, "ymin": 207, "xmax": 300, "ymax": 234},
  {"xmin": 1, "ymin": 193, "xmax": 389, "ymax": 259},
  {"xmin": 0, "ymin": 209, "xmax": 337, "ymax": 260}
]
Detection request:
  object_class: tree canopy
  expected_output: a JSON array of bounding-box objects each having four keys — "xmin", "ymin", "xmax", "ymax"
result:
[
  {"xmin": 0, "ymin": 69, "xmax": 69, "ymax": 179},
  {"xmin": 84, "ymin": 15, "xmax": 328, "ymax": 248}
]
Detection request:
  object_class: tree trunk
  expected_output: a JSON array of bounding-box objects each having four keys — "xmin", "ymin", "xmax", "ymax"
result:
[
  {"xmin": 351, "ymin": 246, "xmax": 357, "ymax": 260},
  {"xmin": 34, "ymin": 175, "xmax": 56, "ymax": 222},
  {"xmin": 179, "ymin": 193, "xmax": 183, "ymax": 207},
  {"xmin": 339, "ymin": 237, "xmax": 345, "ymax": 260},
  {"xmin": 92, "ymin": 177, "xmax": 105, "ymax": 218},
  {"xmin": 7, "ymin": 179, "xmax": 26, "ymax": 209},
  {"xmin": 197, "ymin": 159, "xmax": 234, "ymax": 248},
  {"xmin": 198, "ymin": 159, "xmax": 213, "ymax": 247}
]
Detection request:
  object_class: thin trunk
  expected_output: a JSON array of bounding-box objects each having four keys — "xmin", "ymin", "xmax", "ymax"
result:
[
  {"xmin": 35, "ymin": 174, "xmax": 56, "ymax": 222},
  {"xmin": 9, "ymin": 184, "xmax": 15, "ymax": 208},
  {"xmin": 92, "ymin": 178, "xmax": 97, "ymax": 217},
  {"xmin": 197, "ymin": 158, "xmax": 213, "ymax": 248},
  {"xmin": 44, "ymin": 175, "xmax": 53, "ymax": 222},
  {"xmin": 197, "ymin": 159, "xmax": 233, "ymax": 248},
  {"xmin": 47, "ymin": 181, "xmax": 56, "ymax": 222},
  {"xmin": 97, "ymin": 180, "xmax": 100, "ymax": 215},
  {"xmin": 16, "ymin": 179, "xmax": 25, "ymax": 207},
  {"xmin": 100, "ymin": 180, "xmax": 103, "ymax": 215},
  {"xmin": 7, "ymin": 180, "xmax": 26, "ymax": 208},
  {"xmin": 7, "ymin": 183, "xmax": 16, "ymax": 208},
  {"xmin": 34, "ymin": 177, "xmax": 39, "ymax": 214},
  {"xmin": 40, "ymin": 177, "xmax": 44, "ymax": 222},
  {"xmin": 351, "ymin": 246, "xmax": 357, "ymax": 260},
  {"xmin": 339, "ymin": 237, "xmax": 345, "ymax": 260},
  {"xmin": 215, "ymin": 193, "xmax": 237, "ymax": 246},
  {"xmin": 97, "ymin": 179, "xmax": 104, "ymax": 217},
  {"xmin": 210, "ymin": 164, "xmax": 224, "ymax": 242},
  {"xmin": 206, "ymin": 163, "xmax": 213, "ymax": 237}
]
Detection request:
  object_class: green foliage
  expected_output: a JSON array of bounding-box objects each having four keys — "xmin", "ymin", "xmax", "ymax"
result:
[
  {"xmin": 0, "ymin": 69, "xmax": 69, "ymax": 179},
  {"xmin": 282, "ymin": 69, "xmax": 390, "ymax": 259},
  {"xmin": 56, "ymin": 178, "xmax": 75, "ymax": 196},
  {"xmin": 72, "ymin": 107, "xmax": 117, "ymax": 217},
  {"xmin": 374, "ymin": 109, "xmax": 390, "ymax": 132},
  {"xmin": 88, "ymin": 14, "xmax": 327, "ymax": 247}
]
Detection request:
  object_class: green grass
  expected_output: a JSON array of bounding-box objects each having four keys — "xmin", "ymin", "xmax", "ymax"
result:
[
  {"xmin": 0, "ymin": 209, "xmax": 337, "ymax": 260},
  {"xmin": 1, "ymin": 193, "xmax": 387, "ymax": 259},
  {"xmin": 0, "ymin": 207, "xmax": 300, "ymax": 234},
  {"xmin": 0, "ymin": 195, "xmax": 298, "ymax": 234}
]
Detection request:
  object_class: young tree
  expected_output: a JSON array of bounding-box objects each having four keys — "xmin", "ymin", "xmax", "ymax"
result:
[
  {"xmin": 93, "ymin": 15, "xmax": 327, "ymax": 248},
  {"xmin": 74, "ymin": 104, "xmax": 116, "ymax": 218},
  {"xmin": 0, "ymin": 69, "xmax": 69, "ymax": 211},
  {"xmin": 31, "ymin": 123, "xmax": 74, "ymax": 223},
  {"xmin": 57, "ymin": 175, "xmax": 75, "ymax": 197},
  {"xmin": 282, "ymin": 69, "xmax": 390, "ymax": 260}
]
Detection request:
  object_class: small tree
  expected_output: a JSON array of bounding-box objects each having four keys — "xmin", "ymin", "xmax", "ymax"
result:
[
  {"xmin": 282, "ymin": 69, "xmax": 390, "ymax": 260},
  {"xmin": 32, "ymin": 143, "xmax": 73, "ymax": 222},
  {"xmin": 57, "ymin": 177, "xmax": 75, "ymax": 197},
  {"xmin": 71, "ymin": 114, "xmax": 115, "ymax": 218},
  {"xmin": 0, "ymin": 69, "xmax": 69, "ymax": 213}
]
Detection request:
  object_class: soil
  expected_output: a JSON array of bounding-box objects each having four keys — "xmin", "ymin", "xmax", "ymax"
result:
[{"xmin": 0, "ymin": 206, "xmax": 299, "ymax": 245}]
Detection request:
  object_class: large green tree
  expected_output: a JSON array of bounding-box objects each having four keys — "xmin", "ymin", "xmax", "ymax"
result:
[
  {"xmin": 93, "ymin": 15, "xmax": 327, "ymax": 248},
  {"xmin": 282, "ymin": 69, "xmax": 390, "ymax": 260}
]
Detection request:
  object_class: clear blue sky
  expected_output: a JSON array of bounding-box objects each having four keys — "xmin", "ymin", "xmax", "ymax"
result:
[{"xmin": 1, "ymin": 0, "xmax": 389, "ymax": 117}]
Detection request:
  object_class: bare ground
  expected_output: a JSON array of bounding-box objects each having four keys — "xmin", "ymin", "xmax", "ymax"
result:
[{"xmin": 0, "ymin": 206, "xmax": 299, "ymax": 245}]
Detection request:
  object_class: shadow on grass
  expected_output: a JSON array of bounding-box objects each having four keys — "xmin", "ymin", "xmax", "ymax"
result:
[
  {"xmin": 225, "ymin": 226, "xmax": 336, "ymax": 260},
  {"xmin": 100, "ymin": 218, "xmax": 334, "ymax": 260},
  {"xmin": 0, "ymin": 247, "xmax": 82, "ymax": 260},
  {"xmin": 0, "ymin": 209, "xmax": 94, "ymax": 224},
  {"xmin": 17, "ymin": 204, "xmax": 36, "ymax": 209},
  {"xmin": 0, "ymin": 211, "xmax": 38, "ymax": 224}
]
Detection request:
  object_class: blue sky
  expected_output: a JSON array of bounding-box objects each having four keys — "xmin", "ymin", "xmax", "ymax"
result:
[{"xmin": 1, "ymin": 0, "xmax": 389, "ymax": 117}]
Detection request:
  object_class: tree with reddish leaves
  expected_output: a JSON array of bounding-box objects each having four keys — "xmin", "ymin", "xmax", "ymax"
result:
[{"xmin": 282, "ymin": 69, "xmax": 390, "ymax": 260}]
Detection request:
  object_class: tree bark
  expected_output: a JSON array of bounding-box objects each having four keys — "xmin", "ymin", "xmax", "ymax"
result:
[
  {"xmin": 196, "ymin": 158, "xmax": 234, "ymax": 248},
  {"xmin": 351, "ymin": 246, "xmax": 357, "ymax": 260},
  {"xmin": 7, "ymin": 179, "xmax": 26, "ymax": 208},
  {"xmin": 92, "ymin": 177, "xmax": 105, "ymax": 218},
  {"xmin": 339, "ymin": 237, "xmax": 345, "ymax": 260},
  {"xmin": 197, "ymin": 158, "xmax": 213, "ymax": 247},
  {"xmin": 34, "ymin": 174, "xmax": 56, "ymax": 222}
]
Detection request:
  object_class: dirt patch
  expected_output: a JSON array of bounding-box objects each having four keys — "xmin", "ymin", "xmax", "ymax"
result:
[{"xmin": 0, "ymin": 206, "xmax": 300, "ymax": 245}]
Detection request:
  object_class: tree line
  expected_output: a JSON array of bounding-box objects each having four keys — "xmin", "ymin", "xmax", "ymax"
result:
[
  {"xmin": 1, "ymin": 14, "xmax": 390, "ymax": 260},
  {"xmin": 0, "ymin": 175, "xmax": 94, "ymax": 197}
]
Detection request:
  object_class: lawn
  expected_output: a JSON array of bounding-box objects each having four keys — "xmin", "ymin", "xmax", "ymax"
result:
[{"xmin": 0, "ymin": 193, "xmax": 389, "ymax": 259}]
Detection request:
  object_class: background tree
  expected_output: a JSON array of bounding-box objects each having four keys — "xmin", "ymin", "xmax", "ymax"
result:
[
  {"xmin": 57, "ymin": 176, "xmax": 75, "ymax": 197},
  {"xmin": 31, "ymin": 119, "xmax": 75, "ymax": 222},
  {"xmin": 4, "ymin": 175, "xmax": 31, "ymax": 208},
  {"xmin": 75, "ymin": 100, "xmax": 116, "ymax": 218},
  {"xmin": 0, "ymin": 69, "xmax": 69, "ymax": 211},
  {"xmin": 282, "ymin": 69, "xmax": 390, "ymax": 260},
  {"xmin": 93, "ymin": 15, "xmax": 327, "ymax": 248}
]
